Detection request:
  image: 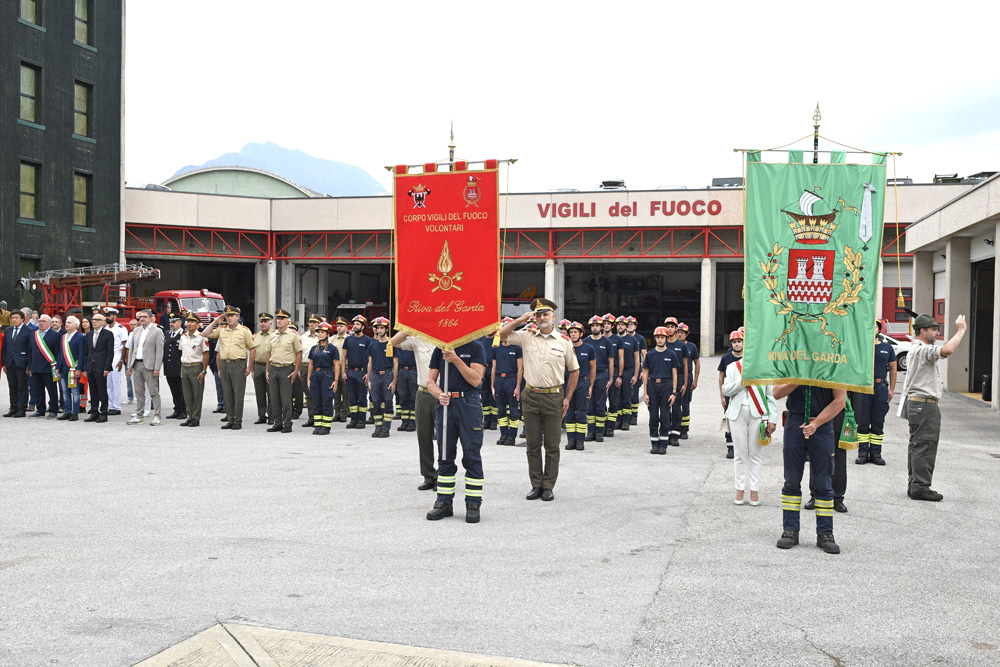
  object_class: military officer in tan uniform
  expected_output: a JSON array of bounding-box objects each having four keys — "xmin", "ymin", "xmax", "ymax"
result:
[
  {"xmin": 266, "ymin": 309, "xmax": 303, "ymax": 434},
  {"xmin": 200, "ymin": 306, "xmax": 256, "ymax": 430},
  {"xmin": 500, "ymin": 298, "xmax": 580, "ymax": 502},
  {"xmin": 252, "ymin": 312, "xmax": 275, "ymax": 425}
]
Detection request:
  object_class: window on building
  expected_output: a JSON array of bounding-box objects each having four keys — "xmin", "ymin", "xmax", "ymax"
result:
[
  {"xmin": 20, "ymin": 0, "xmax": 39, "ymax": 24},
  {"xmin": 20, "ymin": 162, "xmax": 39, "ymax": 220},
  {"xmin": 20, "ymin": 63, "xmax": 40, "ymax": 123},
  {"xmin": 73, "ymin": 172, "xmax": 91, "ymax": 227},
  {"xmin": 74, "ymin": 82, "xmax": 93, "ymax": 137},
  {"xmin": 74, "ymin": 0, "xmax": 91, "ymax": 45}
]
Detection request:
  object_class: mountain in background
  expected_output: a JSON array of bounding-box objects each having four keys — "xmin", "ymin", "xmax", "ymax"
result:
[{"xmin": 171, "ymin": 142, "xmax": 386, "ymax": 196}]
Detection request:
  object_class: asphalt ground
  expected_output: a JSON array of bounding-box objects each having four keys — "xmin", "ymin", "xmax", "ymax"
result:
[{"xmin": 2, "ymin": 362, "xmax": 998, "ymax": 666}]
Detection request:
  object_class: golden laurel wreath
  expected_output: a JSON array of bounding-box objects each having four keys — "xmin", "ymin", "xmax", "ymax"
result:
[{"xmin": 761, "ymin": 243, "xmax": 864, "ymax": 347}]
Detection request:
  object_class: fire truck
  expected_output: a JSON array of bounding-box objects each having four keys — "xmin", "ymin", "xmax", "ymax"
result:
[{"xmin": 18, "ymin": 262, "xmax": 225, "ymax": 323}]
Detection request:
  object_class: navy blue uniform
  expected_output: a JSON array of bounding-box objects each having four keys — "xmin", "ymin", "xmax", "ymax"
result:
[
  {"xmin": 851, "ymin": 341, "xmax": 896, "ymax": 457},
  {"xmin": 566, "ymin": 341, "xmax": 595, "ymax": 447},
  {"xmin": 617, "ymin": 333, "xmax": 637, "ymax": 427},
  {"xmin": 643, "ymin": 348, "xmax": 680, "ymax": 448},
  {"xmin": 680, "ymin": 340, "xmax": 700, "ymax": 434},
  {"xmin": 343, "ymin": 334, "xmax": 372, "ymax": 425},
  {"xmin": 605, "ymin": 333, "xmax": 625, "ymax": 433},
  {"xmin": 628, "ymin": 333, "xmax": 647, "ymax": 422},
  {"xmin": 430, "ymin": 343, "xmax": 487, "ymax": 505},
  {"xmin": 493, "ymin": 343, "xmax": 522, "ymax": 440},
  {"xmin": 664, "ymin": 339, "xmax": 689, "ymax": 440},
  {"xmin": 395, "ymin": 347, "xmax": 417, "ymax": 429},
  {"xmin": 478, "ymin": 336, "xmax": 497, "ymax": 426},
  {"xmin": 717, "ymin": 350, "xmax": 737, "ymax": 446},
  {"xmin": 368, "ymin": 339, "xmax": 396, "ymax": 432},
  {"xmin": 586, "ymin": 335, "xmax": 612, "ymax": 438},
  {"xmin": 782, "ymin": 386, "xmax": 837, "ymax": 534},
  {"xmin": 308, "ymin": 342, "xmax": 339, "ymax": 430}
]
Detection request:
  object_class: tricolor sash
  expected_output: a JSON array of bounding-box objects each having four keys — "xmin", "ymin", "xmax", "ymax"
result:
[
  {"xmin": 62, "ymin": 332, "xmax": 78, "ymax": 387},
  {"xmin": 35, "ymin": 330, "xmax": 58, "ymax": 380},
  {"xmin": 736, "ymin": 360, "xmax": 769, "ymax": 416}
]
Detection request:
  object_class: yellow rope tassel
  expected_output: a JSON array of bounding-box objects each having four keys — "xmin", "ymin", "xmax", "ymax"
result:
[{"xmin": 385, "ymin": 340, "xmax": 393, "ymax": 357}]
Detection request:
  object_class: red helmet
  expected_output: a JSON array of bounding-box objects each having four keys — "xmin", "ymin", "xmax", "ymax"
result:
[
  {"xmin": 664, "ymin": 317, "xmax": 679, "ymax": 325},
  {"xmin": 730, "ymin": 330, "xmax": 744, "ymax": 341},
  {"xmin": 678, "ymin": 323, "xmax": 689, "ymax": 332},
  {"xmin": 567, "ymin": 321, "xmax": 585, "ymax": 333},
  {"xmin": 318, "ymin": 322, "xmax": 334, "ymax": 333},
  {"xmin": 558, "ymin": 319, "xmax": 571, "ymax": 329},
  {"xmin": 626, "ymin": 316, "xmax": 637, "ymax": 325},
  {"xmin": 602, "ymin": 313, "xmax": 615, "ymax": 323},
  {"xmin": 615, "ymin": 316, "xmax": 627, "ymax": 324},
  {"xmin": 352, "ymin": 315, "xmax": 367, "ymax": 324},
  {"xmin": 371, "ymin": 316, "xmax": 389, "ymax": 327},
  {"xmin": 653, "ymin": 326, "xmax": 669, "ymax": 337},
  {"xmin": 588, "ymin": 315, "xmax": 603, "ymax": 326}
]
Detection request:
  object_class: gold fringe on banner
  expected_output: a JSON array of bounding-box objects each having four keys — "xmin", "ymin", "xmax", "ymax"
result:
[
  {"xmin": 393, "ymin": 322, "xmax": 499, "ymax": 352},
  {"xmin": 742, "ymin": 376, "xmax": 875, "ymax": 395}
]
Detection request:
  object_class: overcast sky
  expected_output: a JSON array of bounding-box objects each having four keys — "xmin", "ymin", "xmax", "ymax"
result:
[{"xmin": 124, "ymin": 0, "xmax": 1000, "ymax": 193}]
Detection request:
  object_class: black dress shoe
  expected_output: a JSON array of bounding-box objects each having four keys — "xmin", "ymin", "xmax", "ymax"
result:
[
  {"xmin": 230, "ymin": 424, "xmax": 241, "ymax": 430},
  {"xmin": 3, "ymin": 410, "xmax": 15, "ymax": 418},
  {"xmin": 29, "ymin": 411, "xmax": 46, "ymax": 418},
  {"xmin": 68, "ymin": 414, "xmax": 78, "ymax": 421},
  {"xmin": 166, "ymin": 412, "xmax": 180, "ymax": 419},
  {"xmin": 911, "ymin": 489, "xmax": 943, "ymax": 502},
  {"xmin": 834, "ymin": 501, "xmax": 848, "ymax": 513},
  {"xmin": 57, "ymin": 413, "xmax": 73, "ymax": 421},
  {"xmin": 254, "ymin": 418, "xmax": 267, "ymax": 425},
  {"xmin": 84, "ymin": 414, "xmax": 99, "ymax": 422},
  {"xmin": 418, "ymin": 481, "xmax": 436, "ymax": 491},
  {"xmin": 301, "ymin": 420, "xmax": 314, "ymax": 428},
  {"xmin": 268, "ymin": 419, "xmax": 274, "ymax": 425},
  {"xmin": 14, "ymin": 411, "xmax": 26, "ymax": 418},
  {"xmin": 187, "ymin": 420, "xmax": 200, "ymax": 427},
  {"xmin": 526, "ymin": 487, "xmax": 543, "ymax": 500},
  {"xmin": 221, "ymin": 422, "xmax": 233, "ymax": 430},
  {"xmin": 176, "ymin": 413, "xmax": 187, "ymax": 421},
  {"xmin": 95, "ymin": 415, "xmax": 107, "ymax": 422},
  {"xmin": 541, "ymin": 489, "xmax": 554, "ymax": 501},
  {"xmin": 108, "ymin": 409, "xmax": 121, "ymax": 416},
  {"xmin": 804, "ymin": 498, "xmax": 816, "ymax": 510},
  {"xmin": 426, "ymin": 500, "xmax": 453, "ymax": 521},
  {"xmin": 267, "ymin": 424, "xmax": 283, "ymax": 433},
  {"xmin": 212, "ymin": 407, "xmax": 225, "ymax": 413},
  {"xmin": 466, "ymin": 504, "xmax": 481, "ymax": 523},
  {"xmin": 179, "ymin": 420, "xmax": 191, "ymax": 426},
  {"xmin": 281, "ymin": 424, "xmax": 292, "ymax": 433}
]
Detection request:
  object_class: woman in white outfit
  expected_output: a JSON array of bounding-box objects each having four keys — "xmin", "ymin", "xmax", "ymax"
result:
[{"xmin": 722, "ymin": 330, "xmax": 778, "ymax": 506}]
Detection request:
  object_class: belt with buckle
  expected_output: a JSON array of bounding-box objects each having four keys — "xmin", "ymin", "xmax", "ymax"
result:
[
  {"xmin": 255, "ymin": 361, "xmax": 267, "ymax": 365},
  {"xmin": 500, "ymin": 372, "xmax": 511, "ymax": 377},
  {"xmin": 418, "ymin": 386, "xmax": 430, "ymax": 394},
  {"xmin": 183, "ymin": 362, "xmax": 202, "ymax": 367},
  {"xmin": 376, "ymin": 370, "xmax": 388, "ymax": 375},
  {"xmin": 908, "ymin": 396, "xmax": 938, "ymax": 403},
  {"xmin": 350, "ymin": 366, "xmax": 364, "ymax": 371},
  {"xmin": 269, "ymin": 363, "xmax": 291, "ymax": 368},
  {"xmin": 449, "ymin": 391, "xmax": 466, "ymax": 398},
  {"xmin": 875, "ymin": 378, "xmax": 884, "ymax": 383},
  {"xmin": 221, "ymin": 358, "xmax": 243, "ymax": 363},
  {"xmin": 525, "ymin": 384, "xmax": 561, "ymax": 394}
]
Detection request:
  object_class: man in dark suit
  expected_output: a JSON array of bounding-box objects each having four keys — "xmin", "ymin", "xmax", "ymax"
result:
[
  {"xmin": 26, "ymin": 314, "xmax": 61, "ymax": 418},
  {"xmin": 83, "ymin": 312, "xmax": 114, "ymax": 422},
  {"xmin": 2, "ymin": 310, "xmax": 31, "ymax": 417},
  {"xmin": 162, "ymin": 314, "xmax": 187, "ymax": 419}
]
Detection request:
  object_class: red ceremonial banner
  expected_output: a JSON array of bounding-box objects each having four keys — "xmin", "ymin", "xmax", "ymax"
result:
[{"xmin": 393, "ymin": 164, "xmax": 500, "ymax": 349}]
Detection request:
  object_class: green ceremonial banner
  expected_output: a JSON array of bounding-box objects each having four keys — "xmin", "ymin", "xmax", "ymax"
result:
[{"xmin": 743, "ymin": 159, "xmax": 887, "ymax": 393}]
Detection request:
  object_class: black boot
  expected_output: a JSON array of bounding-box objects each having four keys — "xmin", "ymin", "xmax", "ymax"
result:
[
  {"xmin": 466, "ymin": 503, "xmax": 481, "ymax": 523},
  {"xmin": 426, "ymin": 500, "xmax": 454, "ymax": 520},
  {"xmin": 630, "ymin": 414, "xmax": 638, "ymax": 426},
  {"xmin": 585, "ymin": 430, "xmax": 595, "ymax": 442},
  {"xmin": 680, "ymin": 429, "xmax": 689, "ymax": 440},
  {"xmin": 776, "ymin": 530, "xmax": 799, "ymax": 549},
  {"xmin": 619, "ymin": 418, "xmax": 630, "ymax": 431},
  {"xmin": 855, "ymin": 448, "xmax": 869, "ymax": 465},
  {"xmin": 869, "ymin": 446, "xmax": 885, "ymax": 466}
]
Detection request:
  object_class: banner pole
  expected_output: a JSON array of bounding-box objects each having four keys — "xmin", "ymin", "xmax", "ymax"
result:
[{"xmin": 439, "ymin": 361, "xmax": 449, "ymax": 467}]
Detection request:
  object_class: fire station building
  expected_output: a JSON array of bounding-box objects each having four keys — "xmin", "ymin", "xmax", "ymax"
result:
[{"xmin": 123, "ymin": 172, "xmax": 1000, "ymax": 409}]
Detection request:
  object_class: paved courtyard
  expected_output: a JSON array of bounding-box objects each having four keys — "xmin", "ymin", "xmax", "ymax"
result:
[{"xmin": 2, "ymin": 361, "xmax": 999, "ymax": 666}]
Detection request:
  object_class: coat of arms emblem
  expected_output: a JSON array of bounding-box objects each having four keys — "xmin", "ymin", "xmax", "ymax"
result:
[
  {"xmin": 462, "ymin": 175, "xmax": 481, "ymax": 207},
  {"xmin": 408, "ymin": 183, "xmax": 430, "ymax": 208}
]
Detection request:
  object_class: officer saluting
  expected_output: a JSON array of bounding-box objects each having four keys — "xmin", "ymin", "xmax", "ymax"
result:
[{"xmin": 500, "ymin": 298, "xmax": 580, "ymax": 502}]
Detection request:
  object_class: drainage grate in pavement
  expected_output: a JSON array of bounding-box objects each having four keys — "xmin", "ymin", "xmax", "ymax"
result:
[{"xmin": 134, "ymin": 623, "xmax": 573, "ymax": 667}]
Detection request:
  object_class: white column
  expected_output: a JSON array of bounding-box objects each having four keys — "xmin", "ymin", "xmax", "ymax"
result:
[
  {"xmin": 875, "ymin": 259, "xmax": 884, "ymax": 319},
  {"xmin": 279, "ymin": 261, "xmax": 295, "ymax": 310},
  {"xmin": 544, "ymin": 259, "xmax": 556, "ymax": 316},
  {"xmin": 943, "ymin": 237, "xmax": 971, "ymax": 393},
  {"xmin": 316, "ymin": 267, "xmax": 329, "ymax": 316},
  {"xmin": 700, "ymin": 258, "xmax": 716, "ymax": 357},
  {"xmin": 993, "ymin": 221, "xmax": 1000, "ymax": 410},
  {"xmin": 254, "ymin": 262, "xmax": 269, "ymax": 320},
  {"xmin": 266, "ymin": 260, "xmax": 277, "ymax": 314},
  {"xmin": 552, "ymin": 261, "xmax": 565, "ymax": 321},
  {"xmin": 912, "ymin": 251, "xmax": 934, "ymax": 316}
]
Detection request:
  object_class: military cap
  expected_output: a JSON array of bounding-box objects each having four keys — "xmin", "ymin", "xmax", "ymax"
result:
[
  {"xmin": 104, "ymin": 306, "xmax": 119, "ymax": 314},
  {"xmin": 677, "ymin": 322, "xmax": 689, "ymax": 332},
  {"xmin": 274, "ymin": 308, "xmax": 291, "ymax": 319},
  {"xmin": 664, "ymin": 316, "xmax": 678, "ymax": 325},
  {"xmin": 288, "ymin": 322, "xmax": 299, "ymax": 332},
  {"xmin": 913, "ymin": 314, "xmax": 938, "ymax": 330},
  {"xmin": 653, "ymin": 326, "xmax": 670, "ymax": 337},
  {"xmin": 0, "ymin": 301, "xmax": 6, "ymax": 308},
  {"xmin": 567, "ymin": 321, "xmax": 585, "ymax": 333},
  {"xmin": 258, "ymin": 312, "xmax": 273, "ymax": 321},
  {"xmin": 308, "ymin": 314, "xmax": 322, "ymax": 324},
  {"xmin": 335, "ymin": 316, "xmax": 350, "ymax": 326},
  {"xmin": 185, "ymin": 312, "xmax": 201, "ymax": 324},
  {"xmin": 224, "ymin": 305, "xmax": 241, "ymax": 316},
  {"xmin": 352, "ymin": 314, "xmax": 367, "ymax": 324},
  {"xmin": 169, "ymin": 313, "xmax": 181, "ymax": 323},
  {"xmin": 530, "ymin": 298, "xmax": 557, "ymax": 313}
]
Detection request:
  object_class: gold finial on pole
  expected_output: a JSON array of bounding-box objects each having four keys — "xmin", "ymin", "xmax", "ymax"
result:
[
  {"xmin": 812, "ymin": 103, "xmax": 822, "ymax": 165},
  {"xmin": 448, "ymin": 120, "xmax": 456, "ymax": 169}
]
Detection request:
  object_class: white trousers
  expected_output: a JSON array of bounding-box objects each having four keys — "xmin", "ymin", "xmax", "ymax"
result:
[
  {"xmin": 731, "ymin": 403, "xmax": 765, "ymax": 492},
  {"xmin": 107, "ymin": 350, "xmax": 123, "ymax": 410}
]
